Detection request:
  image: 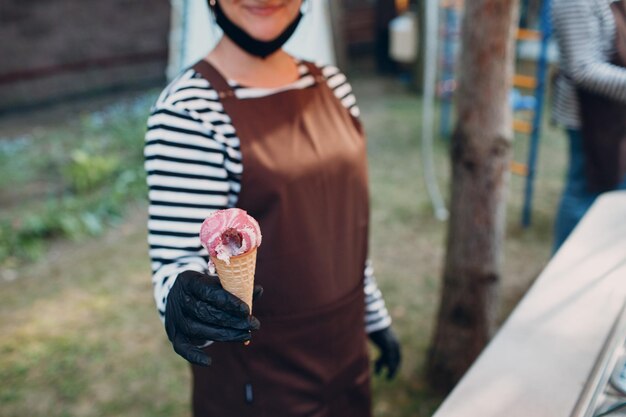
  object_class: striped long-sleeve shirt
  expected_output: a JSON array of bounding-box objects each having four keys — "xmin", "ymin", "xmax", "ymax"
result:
[
  {"xmin": 145, "ymin": 61, "xmax": 392, "ymax": 335},
  {"xmin": 551, "ymin": 0, "xmax": 626, "ymax": 128}
]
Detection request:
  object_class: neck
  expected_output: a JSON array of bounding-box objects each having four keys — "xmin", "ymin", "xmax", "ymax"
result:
[{"xmin": 207, "ymin": 36, "xmax": 299, "ymax": 88}]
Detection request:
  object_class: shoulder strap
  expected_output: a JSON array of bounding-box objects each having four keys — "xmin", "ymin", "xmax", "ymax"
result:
[
  {"xmin": 192, "ymin": 59, "xmax": 236, "ymax": 100},
  {"xmin": 301, "ymin": 61, "xmax": 326, "ymax": 84}
]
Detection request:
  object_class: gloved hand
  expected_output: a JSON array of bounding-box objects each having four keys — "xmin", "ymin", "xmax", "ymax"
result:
[
  {"xmin": 164, "ymin": 270, "xmax": 262, "ymax": 366},
  {"xmin": 369, "ymin": 326, "xmax": 401, "ymax": 380}
]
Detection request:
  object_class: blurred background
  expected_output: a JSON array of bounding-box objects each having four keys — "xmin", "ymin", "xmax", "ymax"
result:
[{"xmin": 0, "ymin": 0, "xmax": 563, "ymax": 416}]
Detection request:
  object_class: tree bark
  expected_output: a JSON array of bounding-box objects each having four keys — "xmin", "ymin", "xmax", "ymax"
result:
[{"xmin": 426, "ymin": 0, "xmax": 519, "ymax": 393}]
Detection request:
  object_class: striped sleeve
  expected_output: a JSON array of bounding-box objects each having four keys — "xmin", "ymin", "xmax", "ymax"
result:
[
  {"xmin": 363, "ymin": 260, "xmax": 393, "ymax": 333},
  {"xmin": 322, "ymin": 64, "xmax": 361, "ymax": 119},
  {"xmin": 145, "ymin": 101, "xmax": 231, "ymax": 320},
  {"xmin": 552, "ymin": 0, "xmax": 626, "ymax": 102}
]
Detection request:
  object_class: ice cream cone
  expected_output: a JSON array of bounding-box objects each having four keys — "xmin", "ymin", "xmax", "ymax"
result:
[{"xmin": 210, "ymin": 247, "xmax": 257, "ymax": 313}]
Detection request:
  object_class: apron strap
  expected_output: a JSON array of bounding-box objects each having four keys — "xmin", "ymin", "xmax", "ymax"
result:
[
  {"xmin": 301, "ymin": 61, "xmax": 326, "ymax": 84},
  {"xmin": 192, "ymin": 59, "xmax": 236, "ymax": 100}
]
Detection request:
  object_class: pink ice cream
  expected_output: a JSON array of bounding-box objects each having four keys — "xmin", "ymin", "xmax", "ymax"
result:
[{"xmin": 200, "ymin": 208, "xmax": 262, "ymax": 272}]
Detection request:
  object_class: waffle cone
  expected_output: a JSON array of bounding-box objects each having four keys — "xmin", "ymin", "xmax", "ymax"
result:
[{"xmin": 210, "ymin": 247, "xmax": 257, "ymax": 312}]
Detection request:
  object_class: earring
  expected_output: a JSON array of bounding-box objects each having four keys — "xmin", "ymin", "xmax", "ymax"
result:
[{"xmin": 209, "ymin": 0, "xmax": 216, "ymax": 6}]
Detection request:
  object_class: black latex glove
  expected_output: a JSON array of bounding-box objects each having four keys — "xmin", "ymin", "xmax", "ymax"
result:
[
  {"xmin": 164, "ymin": 270, "xmax": 262, "ymax": 366},
  {"xmin": 369, "ymin": 327, "xmax": 401, "ymax": 380}
]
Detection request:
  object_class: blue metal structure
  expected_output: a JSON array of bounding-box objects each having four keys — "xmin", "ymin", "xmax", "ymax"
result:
[
  {"xmin": 521, "ymin": 0, "xmax": 552, "ymax": 227},
  {"xmin": 438, "ymin": 4, "xmax": 461, "ymax": 140}
]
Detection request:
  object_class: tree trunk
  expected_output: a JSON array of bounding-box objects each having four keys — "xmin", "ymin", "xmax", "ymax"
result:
[{"xmin": 426, "ymin": 0, "xmax": 519, "ymax": 394}]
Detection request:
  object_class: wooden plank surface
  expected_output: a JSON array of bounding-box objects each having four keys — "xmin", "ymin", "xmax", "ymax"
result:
[{"xmin": 433, "ymin": 191, "xmax": 626, "ymax": 417}]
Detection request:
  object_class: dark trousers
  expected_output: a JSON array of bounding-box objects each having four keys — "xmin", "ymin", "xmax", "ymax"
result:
[{"xmin": 553, "ymin": 129, "xmax": 626, "ymax": 251}]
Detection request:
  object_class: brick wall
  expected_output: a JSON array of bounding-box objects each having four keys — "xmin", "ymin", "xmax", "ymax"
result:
[{"xmin": 0, "ymin": 0, "xmax": 171, "ymax": 112}]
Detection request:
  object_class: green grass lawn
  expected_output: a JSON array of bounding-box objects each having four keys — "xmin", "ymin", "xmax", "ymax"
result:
[{"xmin": 0, "ymin": 72, "xmax": 567, "ymax": 417}]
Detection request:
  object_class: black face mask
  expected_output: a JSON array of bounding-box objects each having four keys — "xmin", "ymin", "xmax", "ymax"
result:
[{"xmin": 213, "ymin": 1, "xmax": 303, "ymax": 59}]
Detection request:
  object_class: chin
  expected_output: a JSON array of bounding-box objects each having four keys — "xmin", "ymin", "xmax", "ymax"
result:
[
  {"xmin": 244, "ymin": 20, "xmax": 293, "ymax": 41},
  {"xmin": 247, "ymin": 29, "xmax": 285, "ymax": 41}
]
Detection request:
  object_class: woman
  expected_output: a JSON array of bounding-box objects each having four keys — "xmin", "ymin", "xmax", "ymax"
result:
[
  {"xmin": 551, "ymin": 0, "xmax": 626, "ymax": 251},
  {"xmin": 144, "ymin": 1, "xmax": 401, "ymax": 416}
]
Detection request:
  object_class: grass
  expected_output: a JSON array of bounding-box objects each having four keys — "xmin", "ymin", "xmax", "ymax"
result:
[
  {"xmin": 0, "ymin": 210, "xmax": 190, "ymax": 417},
  {"xmin": 0, "ymin": 95, "xmax": 151, "ymax": 264},
  {"xmin": 0, "ymin": 71, "xmax": 567, "ymax": 417}
]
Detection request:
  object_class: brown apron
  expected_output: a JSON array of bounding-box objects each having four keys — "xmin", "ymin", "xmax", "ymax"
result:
[
  {"xmin": 189, "ymin": 59, "xmax": 372, "ymax": 417},
  {"xmin": 577, "ymin": 0, "xmax": 626, "ymax": 191}
]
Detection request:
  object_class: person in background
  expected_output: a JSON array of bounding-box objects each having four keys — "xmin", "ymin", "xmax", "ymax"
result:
[
  {"xmin": 551, "ymin": 0, "xmax": 626, "ymax": 251},
  {"xmin": 144, "ymin": 1, "xmax": 401, "ymax": 416}
]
